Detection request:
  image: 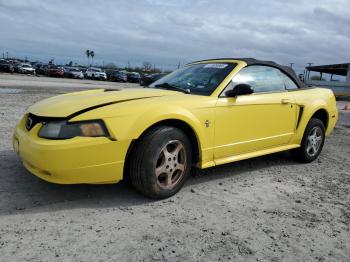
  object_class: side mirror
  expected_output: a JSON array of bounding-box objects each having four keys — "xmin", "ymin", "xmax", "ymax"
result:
[{"xmin": 225, "ymin": 83, "xmax": 254, "ymax": 97}]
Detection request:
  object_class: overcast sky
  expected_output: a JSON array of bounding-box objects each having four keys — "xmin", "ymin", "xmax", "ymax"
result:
[{"xmin": 0, "ymin": 0, "xmax": 349, "ymax": 71}]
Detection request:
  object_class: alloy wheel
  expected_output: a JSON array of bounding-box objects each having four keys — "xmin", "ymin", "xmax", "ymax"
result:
[
  {"xmin": 155, "ymin": 140, "xmax": 187, "ymax": 189},
  {"xmin": 306, "ymin": 126, "xmax": 323, "ymax": 157}
]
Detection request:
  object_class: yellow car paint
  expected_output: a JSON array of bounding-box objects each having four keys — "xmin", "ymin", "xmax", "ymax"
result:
[{"xmin": 13, "ymin": 59, "xmax": 338, "ymax": 184}]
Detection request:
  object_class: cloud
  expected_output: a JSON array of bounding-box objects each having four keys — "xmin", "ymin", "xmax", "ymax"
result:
[{"xmin": 0, "ymin": 0, "xmax": 350, "ymax": 70}]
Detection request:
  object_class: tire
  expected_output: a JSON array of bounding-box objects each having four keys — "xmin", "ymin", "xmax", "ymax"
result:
[
  {"xmin": 129, "ymin": 126, "xmax": 192, "ymax": 199},
  {"xmin": 291, "ymin": 118, "xmax": 325, "ymax": 163}
]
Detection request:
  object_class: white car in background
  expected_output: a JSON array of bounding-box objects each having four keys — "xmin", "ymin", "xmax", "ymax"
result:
[
  {"xmin": 64, "ymin": 67, "xmax": 84, "ymax": 79},
  {"xmin": 85, "ymin": 67, "xmax": 107, "ymax": 80},
  {"xmin": 17, "ymin": 63, "xmax": 36, "ymax": 74}
]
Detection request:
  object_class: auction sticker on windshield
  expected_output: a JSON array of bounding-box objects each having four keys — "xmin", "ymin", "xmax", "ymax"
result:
[{"xmin": 203, "ymin": 63, "xmax": 228, "ymax": 69}]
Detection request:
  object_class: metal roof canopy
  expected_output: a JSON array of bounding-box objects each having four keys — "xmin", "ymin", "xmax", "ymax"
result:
[
  {"xmin": 189, "ymin": 58, "xmax": 306, "ymax": 88},
  {"xmin": 306, "ymin": 63, "xmax": 350, "ymax": 76}
]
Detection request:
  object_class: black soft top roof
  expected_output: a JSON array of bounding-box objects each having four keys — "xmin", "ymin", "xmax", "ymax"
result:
[{"xmin": 189, "ymin": 58, "xmax": 305, "ymax": 88}]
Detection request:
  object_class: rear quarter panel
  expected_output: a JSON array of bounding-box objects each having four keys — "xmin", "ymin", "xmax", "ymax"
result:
[{"xmin": 290, "ymin": 87, "xmax": 338, "ymax": 144}]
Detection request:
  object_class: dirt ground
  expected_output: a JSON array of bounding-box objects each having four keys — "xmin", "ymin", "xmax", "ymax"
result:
[{"xmin": 0, "ymin": 74, "xmax": 349, "ymax": 262}]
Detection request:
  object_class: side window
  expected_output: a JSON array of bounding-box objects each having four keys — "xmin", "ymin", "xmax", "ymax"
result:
[
  {"xmin": 282, "ymin": 74, "xmax": 299, "ymax": 90},
  {"xmin": 230, "ymin": 65, "xmax": 286, "ymax": 93}
]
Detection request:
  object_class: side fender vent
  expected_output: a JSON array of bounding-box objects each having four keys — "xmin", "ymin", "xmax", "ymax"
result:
[{"xmin": 296, "ymin": 106, "xmax": 304, "ymax": 130}]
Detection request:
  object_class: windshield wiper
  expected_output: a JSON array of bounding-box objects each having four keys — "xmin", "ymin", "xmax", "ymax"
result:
[{"xmin": 154, "ymin": 83, "xmax": 190, "ymax": 94}]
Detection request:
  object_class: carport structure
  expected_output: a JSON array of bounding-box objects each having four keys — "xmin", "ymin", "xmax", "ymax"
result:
[
  {"xmin": 305, "ymin": 63, "xmax": 350, "ymax": 82},
  {"xmin": 305, "ymin": 63, "xmax": 350, "ymax": 96}
]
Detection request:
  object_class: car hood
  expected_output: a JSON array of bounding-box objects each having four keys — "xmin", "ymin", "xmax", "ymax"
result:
[{"xmin": 28, "ymin": 88, "xmax": 180, "ymax": 118}]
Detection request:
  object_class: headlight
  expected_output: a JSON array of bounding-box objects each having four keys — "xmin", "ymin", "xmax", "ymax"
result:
[{"xmin": 38, "ymin": 120, "xmax": 109, "ymax": 139}]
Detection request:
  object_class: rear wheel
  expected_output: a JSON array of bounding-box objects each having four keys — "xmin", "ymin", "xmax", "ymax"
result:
[
  {"xmin": 291, "ymin": 118, "xmax": 325, "ymax": 163},
  {"xmin": 129, "ymin": 126, "xmax": 192, "ymax": 199}
]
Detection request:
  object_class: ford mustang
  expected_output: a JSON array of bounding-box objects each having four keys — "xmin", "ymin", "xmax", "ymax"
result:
[{"xmin": 13, "ymin": 58, "xmax": 338, "ymax": 199}]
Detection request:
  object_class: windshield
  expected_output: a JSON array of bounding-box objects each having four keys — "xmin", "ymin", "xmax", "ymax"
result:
[{"xmin": 149, "ymin": 62, "xmax": 236, "ymax": 95}]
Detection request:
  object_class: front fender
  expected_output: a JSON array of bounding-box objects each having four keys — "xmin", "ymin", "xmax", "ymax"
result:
[
  {"xmin": 104, "ymin": 105, "xmax": 215, "ymax": 168},
  {"xmin": 118, "ymin": 106, "xmax": 207, "ymax": 141},
  {"xmin": 70, "ymin": 95, "xmax": 217, "ymax": 167},
  {"xmin": 132, "ymin": 109, "xmax": 202, "ymax": 138}
]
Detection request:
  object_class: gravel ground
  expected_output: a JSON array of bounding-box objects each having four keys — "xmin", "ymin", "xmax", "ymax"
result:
[{"xmin": 0, "ymin": 74, "xmax": 349, "ymax": 262}]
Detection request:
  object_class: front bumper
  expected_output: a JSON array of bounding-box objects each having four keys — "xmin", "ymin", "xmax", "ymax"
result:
[
  {"xmin": 73, "ymin": 74, "xmax": 84, "ymax": 79},
  {"xmin": 13, "ymin": 116, "xmax": 131, "ymax": 184},
  {"xmin": 48, "ymin": 72, "xmax": 63, "ymax": 77},
  {"xmin": 22, "ymin": 69, "xmax": 35, "ymax": 74}
]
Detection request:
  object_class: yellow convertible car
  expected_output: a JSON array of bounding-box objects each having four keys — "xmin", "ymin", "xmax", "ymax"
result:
[{"xmin": 13, "ymin": 58, "xmax": 338, "ymax": 198}]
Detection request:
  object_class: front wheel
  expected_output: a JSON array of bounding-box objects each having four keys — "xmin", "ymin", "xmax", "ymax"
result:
[
  {"xmin": 129, "ymin": 126, "xmax": 192, "ymax": 199},
  {"xmin": 291, "ymin": 118, "xmax": 325, "ymax": 163}
]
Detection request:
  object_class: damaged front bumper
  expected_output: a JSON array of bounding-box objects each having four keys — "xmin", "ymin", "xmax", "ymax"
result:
[{"xmin": 13, "ymin": 115, "xmax": 131, "ymax": 184}]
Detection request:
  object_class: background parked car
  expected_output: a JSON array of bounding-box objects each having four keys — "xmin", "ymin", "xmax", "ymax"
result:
[
  {"xmin": 85, "ymin": 67, "xmax": 107, "ymax": 80},
  {"xmin": 0, "ymin": 62, "xmax": 14, "ymax": 73},
  {"xmin": 105, "ymin": 69, "xmax": 116, "ymax": 80},
  {"xmin": 108, "ymin": 70, "xmax": 128, "ymax": 82},
  {"xmin": 64, "ymin": 67, "xmax": 84, "ymax": 79},
  {"xmin": 47, "ymin": 66, "xmax": 64, "ymax": 77},
  {"xmin": 34, "ymin": 64, "xmax": 48, "ymax": 75},
  {"xmin": 127, "ymin": 72, "xmax": 141, "ymax": 83},
  {"xmin": 140, "ymin": 73, "xmax": 168, "ymax": 86},
  {"xmin": 17, "ymin": 63, "xmax": 36, "ymax": 74}
]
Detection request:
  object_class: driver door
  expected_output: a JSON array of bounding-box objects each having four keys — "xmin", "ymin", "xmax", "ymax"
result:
[{"xmin": 214, "ymin": 65, "xmax": 297, "ymax": 163}]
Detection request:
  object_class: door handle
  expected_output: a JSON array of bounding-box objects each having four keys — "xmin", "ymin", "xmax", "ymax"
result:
[{"xmin": 281, "ymin": 99, "xmax": 291, "ymax": 104}]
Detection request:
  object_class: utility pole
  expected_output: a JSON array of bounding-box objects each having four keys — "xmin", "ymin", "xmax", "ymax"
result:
[
  {"xmin": 306, "ymin": 63, "xmax": 313, "ymax": 80},
  {"xmin": 6, "ymin": 52, "xmax": 8, "ymax": 59},
  {"xmin": 289, "ymin": 63, "xmax": 294, "ymax": 68},
  {"xmin": 303, "ymin": 69, "xmax": 307, "ymax": 82}
]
